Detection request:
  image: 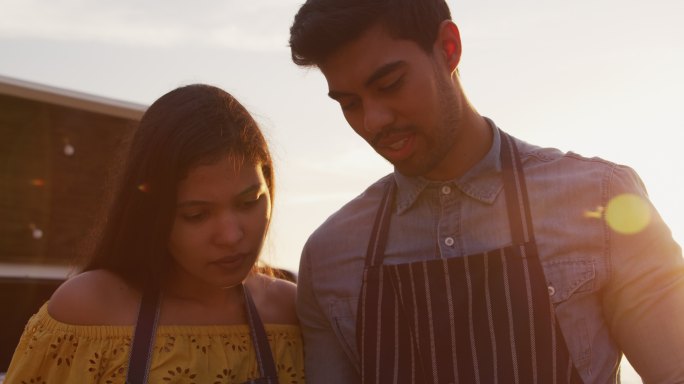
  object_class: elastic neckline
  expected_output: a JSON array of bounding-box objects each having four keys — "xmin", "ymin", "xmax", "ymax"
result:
[{"xmin": 33, "ymin": 303, "xmax": 300, "ymax": 339}]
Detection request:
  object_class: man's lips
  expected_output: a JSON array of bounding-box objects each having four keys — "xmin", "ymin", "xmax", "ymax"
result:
[
  {"xmin": 372, "ymin": 129, "xmax": 414, "ymax": 149},
  {"xmin": 386, "ymin": 137, "xmax": 409, "ymax": 150},
  {"xmin": 372, "ymin": 129, "xmax": 416, "ymax": 164}
]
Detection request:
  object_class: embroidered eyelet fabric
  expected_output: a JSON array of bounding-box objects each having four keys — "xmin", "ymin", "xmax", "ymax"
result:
[{"xmin": 4, "ymin": 303, "xmax": 305, "ymax": 384}]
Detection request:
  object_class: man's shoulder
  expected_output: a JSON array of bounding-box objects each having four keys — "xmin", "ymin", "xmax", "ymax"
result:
[
  {"xmin": 513, "ymin": 135, "xmax": 624, "ymax": 176},
  {"xmin": 306, "ymin": 173, "xmax": 393, "ymax": 247},
  {"xmin": 512, "ymin": 134, "xmax": 645, "ymax": 195}
]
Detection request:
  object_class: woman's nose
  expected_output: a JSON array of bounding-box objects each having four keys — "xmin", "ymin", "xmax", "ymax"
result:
[{"xmin": 213, "ymin": 215, "xmax": 244, "ymax": 245}]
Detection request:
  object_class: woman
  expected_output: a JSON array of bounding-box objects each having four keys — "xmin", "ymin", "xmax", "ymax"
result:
[{"xmin": 4, "ymin": 84, "xmax": 305, "ymax": 383}]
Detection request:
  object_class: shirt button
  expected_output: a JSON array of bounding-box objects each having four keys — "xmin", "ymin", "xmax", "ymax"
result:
[
  {"xmin": 444, "ymin": 237, "xmax": 455, "ymax": 247},
  {"xmin": 548, "ymin": 286, "xmax": 556, "ymax": 296},
  {"xmin": 441, "ymin": 185, "xmax": 452, "ymax": 195}
]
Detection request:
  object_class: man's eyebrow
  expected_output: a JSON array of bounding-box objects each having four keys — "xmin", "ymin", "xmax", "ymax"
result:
[
  {"xmin": 364, "ymin": 61, "xmax": 405, "ymax": 87},
  {"xmin": 327, "ymin": 60, "xmax": 406, "ymax": 100}
]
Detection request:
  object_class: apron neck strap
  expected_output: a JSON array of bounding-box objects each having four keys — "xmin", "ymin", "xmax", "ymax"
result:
[
  {"xmin": 365, "ymin": 181, "xmax": 396, "ymax": 267},
  {"xmin": 126, "ymin": 285, "xmax": 161, "ymax": 384},
  {"xmin": 365, "ymin": 129, "xmax": 537, "ymax": 267},
  {"xmin": 243, "ymin": 284, "xmax": 280, "ymax": 383},
  {"xmin": 500, "ymin": 131, "xmax": 537, "ymax": 246},
  {"xmin": 126, "ymin": 284, "xmax": 280, "ymax": 384}
]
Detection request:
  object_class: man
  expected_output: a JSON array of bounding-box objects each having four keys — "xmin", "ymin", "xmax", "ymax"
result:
[{"xmin": 288, "ymin": 0, "xmax": 684, "ymax": 383}]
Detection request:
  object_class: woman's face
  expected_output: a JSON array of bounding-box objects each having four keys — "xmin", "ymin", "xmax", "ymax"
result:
[{"xmin": 168, "ymin": 155, "xmax": 271, "ymax": 290}]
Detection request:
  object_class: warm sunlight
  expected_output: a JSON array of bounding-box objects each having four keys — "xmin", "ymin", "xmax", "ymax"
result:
[{"xmin": 1, "ymin": 1, "xmax": 682, "ymax": 382}]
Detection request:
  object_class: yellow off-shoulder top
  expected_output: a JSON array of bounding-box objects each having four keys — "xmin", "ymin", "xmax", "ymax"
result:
[{"xmin": 4, "ymin": 303, "xmax": 305, "ymax": 384}]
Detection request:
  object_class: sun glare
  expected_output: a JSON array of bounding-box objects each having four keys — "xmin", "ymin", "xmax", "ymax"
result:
[{"xmin": 604, "ymin": 194, "xmax": 652, "ymax": 235}]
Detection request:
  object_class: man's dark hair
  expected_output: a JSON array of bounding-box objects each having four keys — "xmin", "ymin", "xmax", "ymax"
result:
[{"xmin": 289, "ymin": 0, "xmax": 452, "ymax": 67}]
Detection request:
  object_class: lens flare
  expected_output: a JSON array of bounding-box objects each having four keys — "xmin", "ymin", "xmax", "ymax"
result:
[
  {"xmin": 29, "ymin": 223, "xmax": 43, "ymax": 239},
  {"xmin": 605, "ymin": 194, "xmax": 651, "ymax": 235},
  {"xmin": 137, "ymin": 183, "xmax": 151, "ymax": 193},
  {"xmin": 583, "ymin": 206, "xmax": 604, "ymax": 219},
  {"xmin": 30, "ymin": 178, "xmax": 45, "ymax": 187}
]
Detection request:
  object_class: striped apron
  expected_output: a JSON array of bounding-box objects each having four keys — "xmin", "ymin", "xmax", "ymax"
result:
[
  {"xmin": 356, "ymin": 132, "xmax": 583, "ymax": 383},
  {"xmin": 126, "ymin": 284, "xmax": 279, "ymax": 384}
]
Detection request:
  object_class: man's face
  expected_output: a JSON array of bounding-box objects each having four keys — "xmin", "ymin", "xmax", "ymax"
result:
[{"xmin": 319, "ymin": 23, "xmax": 463, "ymax": 180}]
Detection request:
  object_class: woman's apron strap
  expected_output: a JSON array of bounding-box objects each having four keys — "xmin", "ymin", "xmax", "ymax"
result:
[
  {"xmin": 243, "ymin": 284, "xmax": 280, "ymax": 384},
  {"xmin": 126, "ymin": 284, "xmax": 280, "ymax": 384},
  {"xmin": 126, "ymin": 285, "xmax": 161, "ymax": 384}
]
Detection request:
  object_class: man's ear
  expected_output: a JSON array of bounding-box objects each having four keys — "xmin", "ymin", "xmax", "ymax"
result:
[{"xmin": 435, "ymin": 20, "xmax": 462, "ymax": 73}]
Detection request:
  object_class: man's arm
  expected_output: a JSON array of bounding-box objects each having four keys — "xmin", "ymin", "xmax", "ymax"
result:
[
  {"xmin": 603, "ymin": 165, "xmax": 684, "ymax": 383},
  {"xmin": 297, "ymin": 246, "xmax": 361, "ymax": 383}
]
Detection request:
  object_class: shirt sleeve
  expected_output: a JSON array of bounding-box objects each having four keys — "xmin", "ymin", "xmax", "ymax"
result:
[
  {"xmin": 602, "ymin": 165, "xmax": 684, "ymax": 383},
  {"xmin": 296, "ymin": 245, "xmax": 361, "ymax": 383}
]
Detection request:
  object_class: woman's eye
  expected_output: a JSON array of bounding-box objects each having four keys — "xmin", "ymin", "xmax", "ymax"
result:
[
  {"xmin": 181, "ymin": 212, "xmax": 208, "ymax": 222},
  {"xmin": 239, "ymin": 198, "xmax": 261, "ymax": 210}
]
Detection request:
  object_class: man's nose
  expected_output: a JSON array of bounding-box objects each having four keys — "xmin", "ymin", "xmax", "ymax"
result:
[{"xmin": 363, "ymin": 100, "xmax": 394, "ymax": 135}]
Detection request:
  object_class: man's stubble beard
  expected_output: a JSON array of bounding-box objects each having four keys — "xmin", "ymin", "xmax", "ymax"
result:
[{"xmin": 392, "ymin": 75, "xmax": 461, "ymax": 178}]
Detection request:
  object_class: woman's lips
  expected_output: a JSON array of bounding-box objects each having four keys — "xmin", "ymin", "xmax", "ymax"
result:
[{"xmin": 212, "ymin": 253, "xmax": 246, "ymax": 266}]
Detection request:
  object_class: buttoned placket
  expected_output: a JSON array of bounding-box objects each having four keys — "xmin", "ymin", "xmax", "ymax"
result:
[{"xmin": 438, "ymin": 183, "xmax": 461, "ymax": 259}]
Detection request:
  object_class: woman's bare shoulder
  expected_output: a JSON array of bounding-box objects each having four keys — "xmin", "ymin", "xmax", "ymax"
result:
[
  {"xmin": 246, "ymin": 273, "xmax": 298, "ymax": 325},
  {"xmin": 48, "ymin": 269, "xmax": 140, "ymax": 325}
]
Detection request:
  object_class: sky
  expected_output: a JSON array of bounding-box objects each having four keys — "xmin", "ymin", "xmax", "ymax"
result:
[
  {"xmin": 1, "ymin": 0, "xmax": 683, "ymax": 269},
  {"xmin": 2, "ymin": 0, "xmax": 682, "ymax": 380}
]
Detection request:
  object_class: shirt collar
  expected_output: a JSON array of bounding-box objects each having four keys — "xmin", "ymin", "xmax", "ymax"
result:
[{"xmin": 393, "ymin": 119, "xmax": 504, "ymax": 214}]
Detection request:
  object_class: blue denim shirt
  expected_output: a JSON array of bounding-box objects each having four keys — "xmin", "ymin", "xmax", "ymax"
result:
[{"xmin": 297, "ymin": 124, "xmax": 684, "ymax": 383}]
